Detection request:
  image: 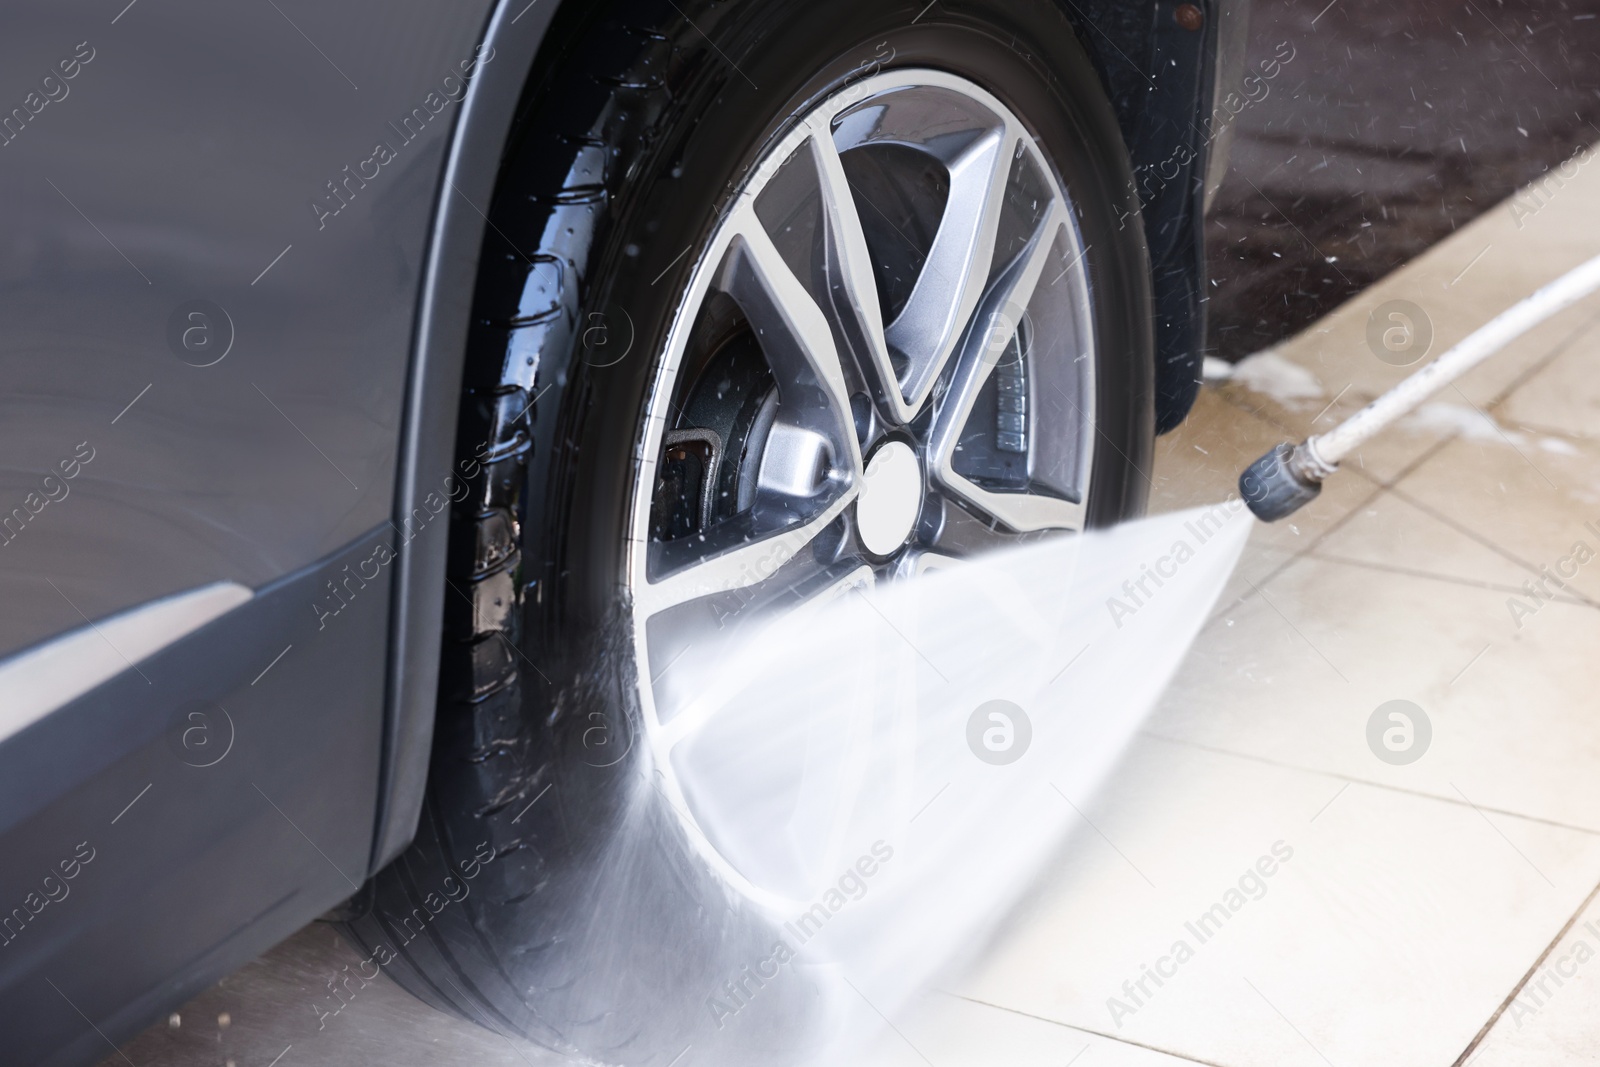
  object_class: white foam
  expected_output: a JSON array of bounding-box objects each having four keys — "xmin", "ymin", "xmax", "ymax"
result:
[
  {"xmin": 1540, "ymin": 436, "xmax": 1580, "ymax": 455},
  {"xmin": 1228, "ymin": 349, "xmax": 1324, "ymax": 406},
  {"xmin": 1399, "ymin": 400, "xmax": 1513, "ymax": 442}
]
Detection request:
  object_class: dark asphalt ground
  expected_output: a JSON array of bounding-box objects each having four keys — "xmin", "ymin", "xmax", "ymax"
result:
[{"xmin": 1208, "ymin": 0, "xmax": 1600, "ymax": 359}]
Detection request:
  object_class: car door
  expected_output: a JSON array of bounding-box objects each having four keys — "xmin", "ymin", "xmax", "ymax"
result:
[{"xmin": 0, "ymin": 2, "xmax": 494, "ymax": 1062}]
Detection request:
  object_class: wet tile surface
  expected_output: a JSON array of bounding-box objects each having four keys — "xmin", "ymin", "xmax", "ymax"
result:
[
  {"xmin": 947, "ymin": 741, "xmax": 1600, "ymax": 1067},
  {"xmin": 1469, "ymin": 886, "xmax": 1600, "ymax": 1066},
  {"xmin": 105, "ymin": 922, "xmax": 556, "ymax": 1067}
]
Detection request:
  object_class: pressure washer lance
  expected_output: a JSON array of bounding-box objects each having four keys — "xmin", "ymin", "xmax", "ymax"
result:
[{"xmin": 1240, "ymin": 251, "xmax": 1600, "ymax": 521}]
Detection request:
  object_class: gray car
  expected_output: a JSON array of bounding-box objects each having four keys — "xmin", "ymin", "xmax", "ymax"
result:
[{"xmin": 0, "ymin": 0, "xmax": 1248, "ymax": 1062}]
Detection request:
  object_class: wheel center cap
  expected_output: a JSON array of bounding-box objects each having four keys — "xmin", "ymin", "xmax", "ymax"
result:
[{"xmin": 857, "ymin": 441, "xmax": 922, "ymax": 556}]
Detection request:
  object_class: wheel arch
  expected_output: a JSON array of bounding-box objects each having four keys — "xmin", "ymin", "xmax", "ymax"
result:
[{"xmin": 369, "ymin": 0, "xmax": 563, "ymax": 873}]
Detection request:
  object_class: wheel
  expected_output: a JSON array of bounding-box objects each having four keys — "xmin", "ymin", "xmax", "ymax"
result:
[{"xmin": 342, "ymin": 0, "xmax": 1153, "ymax": 1062}]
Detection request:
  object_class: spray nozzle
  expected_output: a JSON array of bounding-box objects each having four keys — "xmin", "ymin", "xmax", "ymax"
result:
[{"xmin": 1239, "ymin": 442, "xmax": 1327, "ymax": 522}]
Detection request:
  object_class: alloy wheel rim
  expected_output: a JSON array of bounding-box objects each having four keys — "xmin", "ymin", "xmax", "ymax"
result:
[{"xmin": 625, "ymin": 69, "xmax": 1097, "ymax": 907}]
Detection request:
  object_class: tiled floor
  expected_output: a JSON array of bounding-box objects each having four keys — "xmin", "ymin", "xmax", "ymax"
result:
[
  {"xmin": 106, "ymin": 155, "xmax": 1600, "ymax": 1067},
  {"xmin": 852, "ymin": 151, "xmax": 1600, "ymax": 1066}
]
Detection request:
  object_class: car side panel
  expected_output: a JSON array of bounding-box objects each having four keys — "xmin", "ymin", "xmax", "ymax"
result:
[
  {"xmin": 0, "ymin": 1, "xmax": 497, "ymax": 1061},
  {"xmin": 0, "ymin": 0, "xmax": 489, "ymax": 657}
]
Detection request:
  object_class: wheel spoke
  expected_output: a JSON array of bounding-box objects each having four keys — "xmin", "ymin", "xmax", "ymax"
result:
[
  {"xmin": 635, "ymin": 496, "xmax": 857, "ymax": 617},
  {"xmin": 807, "ymin": 131, "xmax": 904, "ymax": 421},
  {"xmin": 928, "ymin": 200, "xmax": 1091, "ymax": 533},
  {"xmin": 884, "ymin": 124, "xmax": 1019, "ymax": 414},
  {"xmin": 725, "ymin": 210, "xmax": 863, "ymax": 480},
  {"xmin": 896, "ymin": 549, "xmax": 962, "ymax": 577}
]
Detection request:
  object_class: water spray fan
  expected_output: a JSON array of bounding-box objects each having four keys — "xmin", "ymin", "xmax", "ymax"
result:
[{"xmin": 1240, "ymin": 251, "xmax": 1600, "ymax": 521}]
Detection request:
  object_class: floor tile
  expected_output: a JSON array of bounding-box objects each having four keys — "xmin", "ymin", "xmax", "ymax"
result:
[
  {"xmin": 1149, "ymin": 555, "xmax": 1600, "ymax": 834},
  {"xmin": 848, "ymin": 991, "xmax": 1208, "ymax": 1066},
  {"xmin": 1498, "ymin": 320, "xmax": 1600, "ymax": 441},
  {"xmin": 109, "ymin": 923, "xmax": 555, "ymax": 1067},
  {"xmin": 1311, "ymin": 484, "xmax": 1541, "ymax": 593},
  {"xmin": 949, "ymin": 739, "xmax": 1600, "ymax": 1067},
  {"xmin": 1468, "ymin": 886, "xmax": 1600, "ymax": 1067},
  {"xmin": 1391, "ymin": 432, "xmax": 1600, "ymax": 605}
]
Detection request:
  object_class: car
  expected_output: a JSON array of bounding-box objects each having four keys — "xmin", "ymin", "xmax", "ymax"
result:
[{"xmin": 0, "ymin": 0, "xmax": 1250, "ymax": 1063}]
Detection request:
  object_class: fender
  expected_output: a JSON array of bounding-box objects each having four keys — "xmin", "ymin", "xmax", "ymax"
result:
[{"xmin": 371, "ymin": 0, "xmax": 560, "ymax": 870}]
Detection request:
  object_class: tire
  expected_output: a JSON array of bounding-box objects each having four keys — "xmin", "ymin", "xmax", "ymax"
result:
[{"xmin": 343, "ymin": 1, "xmax": 1153, "ymax": 1063}]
